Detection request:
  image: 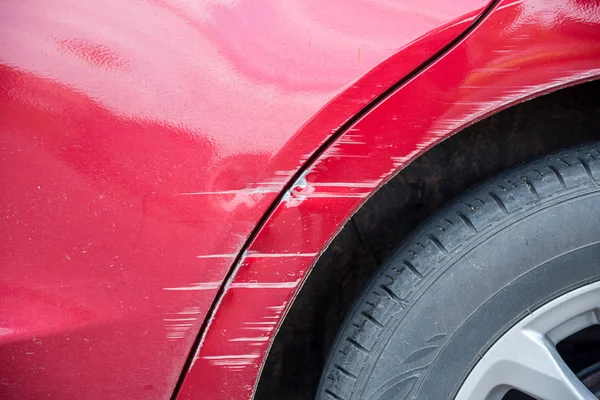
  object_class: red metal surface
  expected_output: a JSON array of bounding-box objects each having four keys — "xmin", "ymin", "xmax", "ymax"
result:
[
  {"xmin": 0, "ymin": 0, "xmax": 489, "ymax": 399},
  {"xmin": 177, "ymin": 0, "xmax": 600, "ymax": 398}
]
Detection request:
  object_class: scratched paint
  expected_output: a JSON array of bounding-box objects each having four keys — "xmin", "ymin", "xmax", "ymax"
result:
[
  {"xmin": 176, "ymin": 0, "xmax": 600, "ymax": 398},
  {"xmin": 163, "ymin": 282, "xmax": 223, "ymax": 291},
  {"xmin": 244, "ymin": 252, "xmax": 318, "ymax": 258},
  {"xmin": 195, "ymin": 254, "xmax": 237, "ymax": 259},
  {"xmin": 163, "ymin": 307, "xmax": 203, "ymax": 341}
]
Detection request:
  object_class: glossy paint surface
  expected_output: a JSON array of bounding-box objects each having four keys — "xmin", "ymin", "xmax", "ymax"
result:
[
  {"xmin": 0, "ymin": 0, "xmax": 489, "ymax": 399},
  {"xmin": 177, "ymin": 0, "xmax": 600, "ymax": 398}
]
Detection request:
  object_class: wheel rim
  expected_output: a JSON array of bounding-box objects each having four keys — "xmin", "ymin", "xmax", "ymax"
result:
[{"xmin": 455, "ymin": 282, "xmax": 600, "ymax": 400}]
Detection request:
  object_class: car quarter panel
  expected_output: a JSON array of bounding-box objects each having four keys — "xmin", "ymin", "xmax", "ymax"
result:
[
  {"xmin": 175, "ymin": 0, "xmax": 600, "ymax": 398},
  {"xmin": 0, "ymin": 0, "xmax": 489, "ymax": 398}
]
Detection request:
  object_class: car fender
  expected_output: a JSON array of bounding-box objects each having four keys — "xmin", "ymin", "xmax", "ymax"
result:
[{"xmin": 175, "ymin": 0, "xmax": 600, "ymax": 398}]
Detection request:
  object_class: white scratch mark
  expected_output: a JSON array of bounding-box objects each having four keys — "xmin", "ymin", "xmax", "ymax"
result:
[
  {"xmin": 209, "ymin": 360, "xmax": 256, "ymax": 367},
  {"xmin": 163, "ymin": 281, "xmax": 221, "ymax": 291},
  {"xmin": 167, "ymin": 333, "xmax": 186, "ymax": 339},
  {"xmin": 231, "ymin": 280, "xmax": 300, "ymax": 289},
  {"xmin": 176, "ymin": 188, "xmax": 279, "ymax": 196},
  {"xmin": 164, "ymin": 309, "xmax": 201, "ymax": 340},
  {"xmin": 173, "ymin": 307, "xmax": 202, "ymax": 315},
  {"xmin": 204, "ymin": 354, "xmax": 259, "ymax": 360},
  {"xmin": 164, "ymin": 318, "xmax": 197, "ymax": 321},
  {"xmin": 245, "ymin": 252, "xmax": 317, "ymax": 258},
  {"xmin": 244, "ymin": 326, "xmax": 274, "ymax": 332},
  {"xmin": 228, "ymin": 336, "xmax": 270, "ymax": 342},
  {"xmin": 302, "ymin": 192, "xmax": 369, "ymax": 199},
  {"xmin": 166, "ymin": 280, "xmax": 300, "ymax": 291},
  {"xmin": 328, "ymin": 154, "xmax": 370, "ymax": 158},
  {"xmin": 336, "ymin": 134, "xmax": 367, "ymax": 145},
  {"xmin": 196, "ymin": 254, "xmax": 236, "ymax": 259},
  {"xmin": 390, "ymin": 147, "xmax": 425, "ymax": 169},
  {"xmin": 0, "ymin": 328, "xmax": 15, "ymax": 336},
  {"xmin": 310, "ymin": 180, "xmax": 380, "ymax": 188},
  {"xmin": 430, "ymin": 68, "xmax": 600, "ymax": 138}
]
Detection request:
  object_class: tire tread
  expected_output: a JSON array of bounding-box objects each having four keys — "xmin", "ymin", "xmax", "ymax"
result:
[{"xmin": 317, "ymin": 143, "xmax": 600, "ymax": 400}]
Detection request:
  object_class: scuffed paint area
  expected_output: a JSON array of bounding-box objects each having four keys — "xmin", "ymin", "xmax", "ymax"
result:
[
  {"xmin": 164, "ymin": 307, "xmax": 203, "ymax": 341},
  {"xmin": 176, "ymin": 0, "xmax": 600, "ymax": 398}
]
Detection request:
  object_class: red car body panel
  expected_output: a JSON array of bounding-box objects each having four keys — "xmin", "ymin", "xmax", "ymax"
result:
[
  {"xmin": 1, "ymin": 0, "xmax": 599, "ymax": 399},
  {"xmin": 0, "ymin": 0, "xmax": 489, "ymax": 398}
]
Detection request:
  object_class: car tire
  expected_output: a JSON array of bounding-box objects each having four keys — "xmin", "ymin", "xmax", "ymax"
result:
[{"xmin": 316, "ymin": 142, "xmax": 600, "ymax": 400}]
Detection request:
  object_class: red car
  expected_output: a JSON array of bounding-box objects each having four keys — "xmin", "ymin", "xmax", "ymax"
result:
[{"xmin": 2, "ymin": 0, "xmax": 600, "ymax": 398}]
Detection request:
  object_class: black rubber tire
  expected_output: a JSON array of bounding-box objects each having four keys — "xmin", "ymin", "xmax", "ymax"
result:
[{"xmin": 316, "ymin": 143, "xmax": 600, "ymax": 400}]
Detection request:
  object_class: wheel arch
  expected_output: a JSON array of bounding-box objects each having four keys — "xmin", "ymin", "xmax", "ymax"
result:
[{"xmin": 258, "ymin": 78, "xmax": 600, "ymax": 399}]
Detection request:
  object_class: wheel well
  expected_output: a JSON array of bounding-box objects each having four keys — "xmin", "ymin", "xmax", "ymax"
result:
[{"xmin": 256, "ymin": 79, "xmax": 600, "ymax": 399}]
